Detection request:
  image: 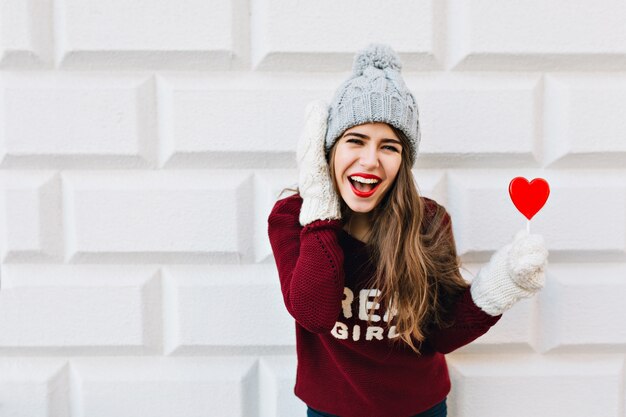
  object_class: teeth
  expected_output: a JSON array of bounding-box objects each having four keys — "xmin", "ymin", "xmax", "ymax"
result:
[{"xmin": 350, "ymin": 176, "xmax": 380, "ymax": 184}]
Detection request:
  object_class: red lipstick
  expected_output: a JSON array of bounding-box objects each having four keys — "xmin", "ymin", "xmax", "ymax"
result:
[
  {"xmin": 348, "ymin": 173, "xmax": 382, "ymax": 198},
  {"xmin": 348, "ymin": 172, "xmax": 382, "ymax": 181}
]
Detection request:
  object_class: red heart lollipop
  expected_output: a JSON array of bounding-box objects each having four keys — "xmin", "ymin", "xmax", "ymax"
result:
[{"xmin": 509, "ymin": 177, "xmax": 550, "ymax": 220}]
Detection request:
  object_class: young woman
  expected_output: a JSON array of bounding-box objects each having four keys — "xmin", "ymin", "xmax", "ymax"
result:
[{"xmin": 267, "ymin": 44, "xmax": 548, "ymax": 417}]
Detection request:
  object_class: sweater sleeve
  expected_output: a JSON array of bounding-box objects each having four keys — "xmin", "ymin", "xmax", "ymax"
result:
[
  {"xmin": 267, "ymin": 194, "xmax": 345, "ymax": 334},
  {"xmin": 426, "ymin": 286, "xmax": 502, "ymax": 354}
]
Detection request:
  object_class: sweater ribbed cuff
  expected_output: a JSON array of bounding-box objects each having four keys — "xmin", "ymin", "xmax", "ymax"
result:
[
  {"xmin": 456, "ymin": 286, "xmax": 503, "ymax": 326},
  {"xmin": 301, "ymin": 219, "xmax": 344, "ymax": 277}
]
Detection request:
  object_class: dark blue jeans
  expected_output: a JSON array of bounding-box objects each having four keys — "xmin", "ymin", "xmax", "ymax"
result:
[{"xmin": 306, "ymin": 397, "xmax": 447, "ymax": 417}]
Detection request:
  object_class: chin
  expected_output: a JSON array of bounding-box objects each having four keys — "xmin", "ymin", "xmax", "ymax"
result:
[
  {"xmin": 352, "ymin": 203, "xmax": 376, "ymax": 213},
  {"xmin": 341, "ymin": 196, "xmax": 379, "ymax": 213}
]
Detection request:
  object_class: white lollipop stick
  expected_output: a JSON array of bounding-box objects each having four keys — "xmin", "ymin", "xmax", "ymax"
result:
[{"xmin": 527, "ymin": 219, "xmax": 530, "ymax": 234}]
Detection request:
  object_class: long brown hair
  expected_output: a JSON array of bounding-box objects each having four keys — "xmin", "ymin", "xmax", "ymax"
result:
[{"xmin": 278, "ymin": 125, "xmax": 469, "ymax": 355}]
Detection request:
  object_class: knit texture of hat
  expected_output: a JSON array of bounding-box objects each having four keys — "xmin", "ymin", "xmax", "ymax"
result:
[{"xmin": 325, "ymin": 43, "xmax": 421, "ymax": 166}]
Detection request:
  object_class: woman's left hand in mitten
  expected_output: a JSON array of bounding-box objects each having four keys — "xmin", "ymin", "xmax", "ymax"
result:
[
  {"xmin": 470, "ymin": 229, "xmax": 549, "ymax": 316},
  {"xmin": 507, "ymin": 229, "xmax": 549, "ymax": 292}
]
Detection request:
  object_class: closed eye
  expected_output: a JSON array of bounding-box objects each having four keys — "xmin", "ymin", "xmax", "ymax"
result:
[
  {"xmin": 346, "ymin": 139, "xmax": 400, "ymax": 153},
  {"xmin": 346, "ymin": 138, "xmax": 364, "ymax": 145}
]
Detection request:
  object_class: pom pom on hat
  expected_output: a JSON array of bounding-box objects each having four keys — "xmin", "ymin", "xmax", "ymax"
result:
[{"xmin": 352, "ymin": 43, "xmax": 402, "ymax": 76}]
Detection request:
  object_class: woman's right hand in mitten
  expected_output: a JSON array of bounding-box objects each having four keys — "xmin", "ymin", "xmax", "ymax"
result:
[
  {"xmin": 470, "ymin": 229, "xmax": 549, "ymax": 316},
  {"xmin": 296, "ymin": 100, "xmax": 342, "ymax": 226}
]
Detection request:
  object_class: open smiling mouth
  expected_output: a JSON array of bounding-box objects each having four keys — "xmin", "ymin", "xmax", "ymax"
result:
[{"xmin": 348, "ymin": 177, "xmax": 382, "ymax": 198}]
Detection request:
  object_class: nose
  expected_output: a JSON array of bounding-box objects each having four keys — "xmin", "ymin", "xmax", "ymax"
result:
[{"xmin": 358, "ymin": 144, "xmax": 380, "ymax": 169}]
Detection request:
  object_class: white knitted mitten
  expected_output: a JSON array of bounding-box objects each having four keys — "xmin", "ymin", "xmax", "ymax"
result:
[
  {"xmin": 470, "ymin": 230, "xmax": 549, "ymax": 316},
  {"xmin": 296, "ymin": 100, "xmax": 342, "ymax": 226}
]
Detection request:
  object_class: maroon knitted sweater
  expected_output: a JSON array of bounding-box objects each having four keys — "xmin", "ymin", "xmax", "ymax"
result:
[{"xmin": 267, "ymin": 193, "xmax": 501, "ymax": 417}]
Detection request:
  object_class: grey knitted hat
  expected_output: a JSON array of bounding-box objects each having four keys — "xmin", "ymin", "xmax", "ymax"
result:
[{"xmin": 325, "ymin": 43, "xmax": 420, "ymax": 166}]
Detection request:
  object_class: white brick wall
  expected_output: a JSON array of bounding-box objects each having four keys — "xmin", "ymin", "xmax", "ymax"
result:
[{"xmin": 0, "ymin": 1, "xmax": 624, "ymax": 416}]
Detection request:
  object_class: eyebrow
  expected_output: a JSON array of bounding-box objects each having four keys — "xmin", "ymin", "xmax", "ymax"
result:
[{"xmin": 342, "ymin": 132, "xmax": 402, "ymax": 146}]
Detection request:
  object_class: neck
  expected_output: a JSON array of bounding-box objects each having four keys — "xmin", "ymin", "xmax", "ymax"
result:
[{"xmin": 343, "ymin": 211, "xmax": 372, "ymax": 243}]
